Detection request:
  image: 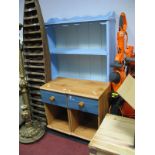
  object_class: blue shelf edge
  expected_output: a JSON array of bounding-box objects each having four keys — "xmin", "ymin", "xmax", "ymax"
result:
[
  {"xmin": 45, "ymin": 11, "xmax": 115, "ymax": 26},
  {"xmin": 50, "ymin": 48, "xmax": 108, "ymax": 55}
]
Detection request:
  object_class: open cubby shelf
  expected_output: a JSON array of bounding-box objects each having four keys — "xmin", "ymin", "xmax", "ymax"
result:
[
  {"xmin": 45, "ymin": 104, "xmax": 70, "ymax": 133},
  {"xmin": 46, "ymin": 22, "xmax": 107, "ymax": 54},
  {"xmin": 45, "ymin": 12, "xmax": 115, "ymax": 82},
  {"xmin": 52, "ymin": 54, "xmax": 107, "ymax": 81},
  {"xmin": 70, "ymin": 110, "xmax": 98, "ymax": 140}
]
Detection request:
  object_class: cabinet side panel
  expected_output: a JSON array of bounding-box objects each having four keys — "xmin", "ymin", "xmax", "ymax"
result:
[
  {"xmin": 46, "ymin": 26, "xmax": 56, "ymax": 52},
  {"xmin": 98, "ymin": 85, "xmax": 111, "ymax": 126},
  {"xmin": 109, "ymin": 20, "xmax": 116, "ymax": 77},
  {"xmin": 51, "ymin": 54, "xmax": 58, "ymax": 79}
]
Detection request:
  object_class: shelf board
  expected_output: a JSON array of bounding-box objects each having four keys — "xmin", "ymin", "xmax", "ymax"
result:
[
  {"xmin": 51, "ymin": 48, "xmax": 107, "ymax": 55},
  {"xmin": 23, "ymin": 38, "xmax": 42, "ymax": 42},
  {"xmin": 24, "ymin": 23, "xmax": 40, "ymax": 28},
  {"xmin": 72, "ymin": 125, "xmax": 97, "ymax": 141},
  {"xmin": 47, "ymin": 119, "xmax": 70, "ymax": 134},
  {"xmin": 32, "ymin": 114, "xmax": 46, "ymax": 122},
  {"xmin": 30, "ymin": 103, "xmax": 44, "ymax": 109},
  {"xmin": 25, "ymin": 0, "xmax": 34, "ymax": 5},
  {"xmin": 25, "ymin": 8, "xmax": 36, "ymax": 12},
  {"xmin": 24, "ymin": 59, "xmax": 44, "ymax": 63},
  {"xmin": 24, "ymin": 52, "xmax": 44, "ymax": 56},
  {"xmin": 24, "ymin": 65, "xmax": 45, "ymax": 69},
  {"xmin": 28, "ymin": 84, "xmax": 41, "ymax": 89},
  {"xmin": 30, "ymin": 97, "xmax": 42, "ymax": 102},
  {"xmin": 24, "ymin": 15, "xmax": 38, "ymax": 20},
  {"xmin": 27, "ymin": 78, "xmax": 45, "ymax": 83},
  {"xmin": 24, "ymin": 30, "xmax": 41, "ymax": 34},
  {"xmin": 30, "ymin": 90, "xmax": 41, "ymax": 95},
  {"xmin": 31, "ymin": 108, "xmax": 45, "ymax": 115},
  {"xmin": 24, "ymin": 45, "xmax": 43, "ymax": 49}
]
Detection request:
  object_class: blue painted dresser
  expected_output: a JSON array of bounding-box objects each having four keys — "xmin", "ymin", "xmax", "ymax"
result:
[
  {"xmin": 40, "ymin": 77, "xmax": 111, "ymax": 140},
  {"xmin": 40, "ymin": 12, "xmax": 115, "ymax": 140}
]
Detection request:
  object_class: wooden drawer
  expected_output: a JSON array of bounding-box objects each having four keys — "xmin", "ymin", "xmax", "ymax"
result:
[
  {"xmin": 40, "ymin": 90, "xmax": 67, "ymax": 108},
  {"xmin": 68, "ymin": 95, "xmax": 98, "ymax": 115}
]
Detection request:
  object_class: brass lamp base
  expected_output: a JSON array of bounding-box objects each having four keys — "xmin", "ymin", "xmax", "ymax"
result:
[{"xmin": 19, "ymin": 120, "xmax": 45, "ymax": 144}]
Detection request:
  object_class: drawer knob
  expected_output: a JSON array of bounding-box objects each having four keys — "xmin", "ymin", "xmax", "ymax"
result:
[
  {"xmin": 49, "ymin": 96, "xmax": 55, "ymax": 101},
  {"xmin": 78, "ymin": 101, "xmax": 84, "ymax": 108}
]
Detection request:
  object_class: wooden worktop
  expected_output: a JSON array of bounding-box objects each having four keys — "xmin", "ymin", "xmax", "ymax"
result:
[
  {"xmin": 40, "ymin": 77, "xmax": 110, "ymax": 99},
  {"xmin": 89, "ymin": 114, "xmax": 135, "ymax": 155}
]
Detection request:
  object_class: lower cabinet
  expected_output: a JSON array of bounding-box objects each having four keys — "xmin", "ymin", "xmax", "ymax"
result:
[
  {"xmin": 40, "ymin": 77, "xmax": 110, "ymax": 141},
  {"xmin": 44, "ymin": 102, "xmax": 99, "ymax": 141}
]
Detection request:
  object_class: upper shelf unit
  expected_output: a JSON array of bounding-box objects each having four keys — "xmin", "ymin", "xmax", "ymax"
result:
[
  {"xmin": 45, "ymin": 12, "xmax": 115, "ymax": 55},
  {"xmin": 45, "ymin": 12, "xmax": 115, "ymax": 82}
]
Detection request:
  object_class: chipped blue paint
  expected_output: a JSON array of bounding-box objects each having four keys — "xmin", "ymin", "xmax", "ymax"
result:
[
  {"xmin": 68, "ymin": 95, "xmax": 98, "ymax": 115},
  {"xmin": 40, "ymin": 90, "xmax": 67, "ymax": 108}
]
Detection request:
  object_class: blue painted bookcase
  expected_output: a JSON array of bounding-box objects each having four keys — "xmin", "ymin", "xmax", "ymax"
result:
[{"xmin": 45, "ymin": 12, "xmax": 116, "ymax": 82}]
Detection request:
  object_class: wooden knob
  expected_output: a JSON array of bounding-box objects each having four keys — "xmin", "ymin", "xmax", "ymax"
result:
[
  {"xmin": 49, "ymin": 96, "xmax": 55, "ymax": 101},
  {"xmin": 78, "ymin": 101, "xmax": 84, "ymax": 108}
]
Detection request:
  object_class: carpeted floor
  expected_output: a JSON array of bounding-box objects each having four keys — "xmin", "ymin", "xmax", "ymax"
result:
[{"xmin": 19, "ymin": 130, "xmax": 89, "ymax": 155}]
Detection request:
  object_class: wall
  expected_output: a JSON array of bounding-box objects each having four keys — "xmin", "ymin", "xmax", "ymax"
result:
[{"xmin": 19, "ymin": 0, "xmax": 135, "ymax": 46}]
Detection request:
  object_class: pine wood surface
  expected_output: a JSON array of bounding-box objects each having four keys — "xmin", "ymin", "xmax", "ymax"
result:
[
  {"xmin": 72, "ymin": 126, "xmax": 97, "ymax": 141},
  {"xmin": 47, "ymin": 120, "xmax": 70, "ymax": 134},
  {"xmin": 40, "ymin": 77, "xmax": 110, "ymax": 99},
  {"xmin": 117, "ymin": 74, "xmax": 135, "ymax": 109},
  {"xmin": 98, "ymin": 86, "xmax": 111, "ymax": 126},
  {"xmin": 89, "ymin": 114, "xmax": 135, "ymax": 155}
]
